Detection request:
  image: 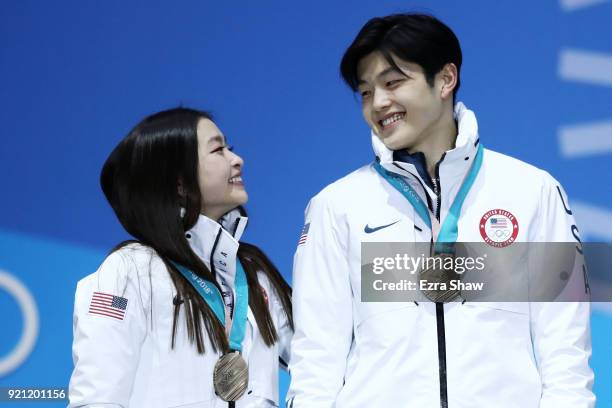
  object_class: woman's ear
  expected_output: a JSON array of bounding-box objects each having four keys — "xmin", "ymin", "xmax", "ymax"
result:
[
  {"xmin": 177, "ymin": 179, "xmax": 187, "ymax": 219},
  {"xmin": 177, "ymin": 178, "xmax": 185, "ymax": 197}
]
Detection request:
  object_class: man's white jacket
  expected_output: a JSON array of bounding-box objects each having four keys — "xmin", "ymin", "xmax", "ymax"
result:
[{"xmin": 287, "ymin": 103, "xmax": 594, "ymax": 408}]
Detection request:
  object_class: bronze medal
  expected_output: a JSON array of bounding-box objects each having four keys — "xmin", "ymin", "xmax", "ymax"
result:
[
  {"xmin": 419, "ymin": 252, "xmax": 462, "ymax": 303},
  {"xmin": 213, "ymin": 351, "xmax": 249, "ymax": 401}
]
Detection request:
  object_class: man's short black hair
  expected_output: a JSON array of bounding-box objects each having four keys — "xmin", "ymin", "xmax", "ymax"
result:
[{"xmin": 340, "ymin": 13, "xmax": 462, "ymax": 100}]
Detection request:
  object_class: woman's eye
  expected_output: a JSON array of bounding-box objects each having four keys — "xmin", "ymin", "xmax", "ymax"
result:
[
  {"xmin": 386, "ymin": 79, "xmax": 402, "ymax": 87},
  {"xmin": 212, "ymin": 145, "xmax": 233, "ymax": 154},
  {"xmin": 360, "ymin": 90, "xmax": 371, "ymax": 98}
]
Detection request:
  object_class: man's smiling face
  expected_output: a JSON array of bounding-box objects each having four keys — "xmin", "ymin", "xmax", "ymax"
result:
[{"xmin": 357, "ymin": 51, "xmax": 446, "ymax": 153}]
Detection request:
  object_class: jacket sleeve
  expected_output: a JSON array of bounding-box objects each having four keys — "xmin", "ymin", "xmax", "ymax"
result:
[
  {"xmin": 68, "ymin": 250, "xmax": 148, "ymax": 408},
  {"xmin": 258, "ymin": 270, "xmax": 294, "ymax": 372},
  {"xmin": 530, "ymin": 173, "xmax": 595, "ymax": 408},
  {"xmin": 272, "ymin": 290, "xmax": 293, "ymax": 372},
  {"xmin": 286, "ymin": 192, "xmax": 353, "ymax": 407}
]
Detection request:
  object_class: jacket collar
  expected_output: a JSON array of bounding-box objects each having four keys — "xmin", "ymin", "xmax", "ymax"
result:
[
  {"xmin": 372, "ymin": 102, "xmax": 481, "ymax": 199},
  {"xmin": 185, "ymin": 208, "xmax": 248, "ymax": 288}
]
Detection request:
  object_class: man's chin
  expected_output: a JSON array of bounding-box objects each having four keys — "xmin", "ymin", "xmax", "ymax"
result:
[{"xmin": 382, "ymin": 136, "xmax": 414, "ymax": 152}]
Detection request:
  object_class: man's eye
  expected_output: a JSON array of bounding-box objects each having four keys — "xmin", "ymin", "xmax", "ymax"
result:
[{"xmin": 360, "ymin": 90, "xmax": 371, "ymax": 98}]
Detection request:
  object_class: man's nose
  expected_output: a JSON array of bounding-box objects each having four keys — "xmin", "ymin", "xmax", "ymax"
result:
[{"xmin": 372, "ymin": 88, "xmax": 392, "ymax": 111}]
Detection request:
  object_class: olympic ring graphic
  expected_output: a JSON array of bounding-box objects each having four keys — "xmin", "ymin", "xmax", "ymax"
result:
[
  {"xmin": 0, "ymin": 270, "xmax": 39, "ymax": 376},
  {"xmin": 495, "ymin": 229, "xmax": 510, "ymax": 238}
]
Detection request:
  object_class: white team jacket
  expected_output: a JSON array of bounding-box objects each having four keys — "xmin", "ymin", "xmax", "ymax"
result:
[
  {"xmin": 69, "ymin": 212, "xmax": 292, "ymax": 408},
  {"xmin": 287, "ymin": 103, "xmax": 594, "ymax": 408}
]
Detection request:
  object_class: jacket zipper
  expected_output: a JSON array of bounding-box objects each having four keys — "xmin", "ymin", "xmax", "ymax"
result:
[
  {"xmin": 436, "ymin": 303, "xmax": 448, "ymax": 408},
  {"xmin": 433, "ymin": 153, "xmax": 445, "ymax": 220},
  {"xmin": 432, "ymin": 155, "xmax": 448, "ymax": 408},
  {"xmin": 213, "ymin": 227, "xmax": 235, "ymax": 408}
]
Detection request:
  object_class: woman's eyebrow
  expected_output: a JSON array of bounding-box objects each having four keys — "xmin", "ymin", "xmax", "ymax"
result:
[{"xmin": 207, "ymin": 135, "xmax": 225, "ymax": 146}]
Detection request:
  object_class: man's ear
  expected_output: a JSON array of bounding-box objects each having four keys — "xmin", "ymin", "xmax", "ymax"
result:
[{"xmin": 438, "ymin": 63, "xmax": 458, "ymax": 100}]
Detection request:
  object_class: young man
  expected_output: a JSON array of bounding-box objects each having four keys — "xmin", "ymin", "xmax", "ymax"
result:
[{"xmin": 287, "ymin": 13, "xmax": 594, "ymax": 408}]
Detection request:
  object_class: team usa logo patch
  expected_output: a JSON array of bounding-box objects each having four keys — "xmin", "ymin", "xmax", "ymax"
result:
[{"xmin": 479, "ymin": 209, "xmax": 519, "ymax": 247}]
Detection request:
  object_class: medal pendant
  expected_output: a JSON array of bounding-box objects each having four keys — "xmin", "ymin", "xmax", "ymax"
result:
[
  {"xmin": 419, "ymin": 252, "xmax": 461, "ymax": 303},
  {"xmin": 213, "ymin": 351, "xmax": 249, "ymax": 401}
]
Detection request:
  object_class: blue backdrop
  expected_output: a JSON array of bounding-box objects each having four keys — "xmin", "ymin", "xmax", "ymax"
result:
[{"xmin": 1, "ymin": 1, "xmax": 611, "ymax": 406}]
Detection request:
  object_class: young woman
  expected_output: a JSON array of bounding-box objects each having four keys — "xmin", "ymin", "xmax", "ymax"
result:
[{"xmin": 69, "ymin": 108, "xmax": 293, "ymax": 407}]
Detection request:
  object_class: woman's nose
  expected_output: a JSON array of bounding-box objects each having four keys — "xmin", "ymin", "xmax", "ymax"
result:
[{"xmin": 230, "ymin": 150, "xmax": 244, "ymax": 169}]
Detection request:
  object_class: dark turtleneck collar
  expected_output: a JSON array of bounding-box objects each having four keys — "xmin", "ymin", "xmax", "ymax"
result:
[{"xmin": 392, "ymin": 150, "xmax": 435, "ymax": 190}]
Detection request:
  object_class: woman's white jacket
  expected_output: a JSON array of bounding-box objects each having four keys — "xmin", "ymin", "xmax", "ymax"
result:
[{"xmin": 69, "ymin": 213, "xmax": 292, "ymax": 408}]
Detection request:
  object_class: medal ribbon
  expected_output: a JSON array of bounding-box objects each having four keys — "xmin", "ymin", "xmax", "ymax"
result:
[
  {"xmin": 173, "ymin": 259, "xmax": 249, "ymax": 352},
  {"xmin": 373, "ymin": 144, "xmax": 484, "ymax": 254}
]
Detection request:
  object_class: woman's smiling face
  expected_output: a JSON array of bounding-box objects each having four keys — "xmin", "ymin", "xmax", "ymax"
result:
[{"xmin": 196, "ymin": 118, "xmax": 247, "ymax": 220}]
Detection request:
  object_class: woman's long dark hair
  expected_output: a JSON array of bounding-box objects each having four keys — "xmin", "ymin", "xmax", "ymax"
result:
[{"xmin": 100, "ymin": 107, "xmax": 293, "ymax": 354}]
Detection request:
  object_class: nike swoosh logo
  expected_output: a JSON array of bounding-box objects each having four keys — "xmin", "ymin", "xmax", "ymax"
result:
[{"xmin": 364, "ymin": 220, "xmax": 400, "ymax": 234}]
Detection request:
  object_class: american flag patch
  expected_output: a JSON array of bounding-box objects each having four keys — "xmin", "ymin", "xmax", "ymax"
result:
[
  {"xmin": 490, "ymin": 218, "xmax": 508, "ymax": 228},
  {"xmin": 88, "ymin": 291, "xmax": 128, "ymax": 321},
  {"xmin": 298, "ymin": 223, "xmax": 310, "ymax": 246}
]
